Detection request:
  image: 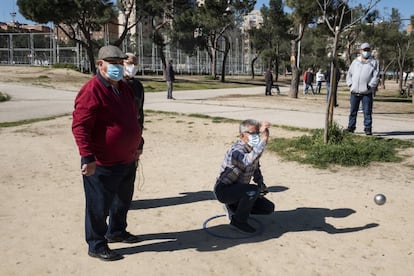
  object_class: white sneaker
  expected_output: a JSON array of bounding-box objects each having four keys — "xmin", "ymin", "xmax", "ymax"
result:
[{"xmin": 222, "ymin": 204, "xmax": 235, "ymax": 221}]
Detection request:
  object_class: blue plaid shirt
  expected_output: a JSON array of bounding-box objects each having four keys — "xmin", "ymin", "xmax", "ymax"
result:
[{"xmin": 216, "ymin": 139, "xmax": 266, "ymax": 187}]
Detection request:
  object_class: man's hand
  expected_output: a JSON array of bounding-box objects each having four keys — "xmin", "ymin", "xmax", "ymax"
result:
[
  {"xmin": 135, "ymin": 149, "xmax": 143, "ymax": 168},
  {"xmin": 81, "ymin": 161, "xmax": 96, "ymax": 176},
  {"xmin": 260, "ymin": 121, "xmax": 271, "ymax": 142},
  {"xmin": 136, "ymin": 149, "xmax": 143, "ymax": 160},
  {"xmin": 259, "ymin": 182, "xmax": 269, "ymax": 196}
]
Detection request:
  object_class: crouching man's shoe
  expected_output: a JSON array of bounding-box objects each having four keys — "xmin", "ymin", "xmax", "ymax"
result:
[
  {"xmin": 230, "ymin": 218, "xmax": 256, "ymax": 234},
  {"xmin": 88, "ymin": 247, "xmax": 123, "ymax": 261}
]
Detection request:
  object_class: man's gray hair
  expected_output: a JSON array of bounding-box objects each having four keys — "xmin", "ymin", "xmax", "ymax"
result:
[
  {"xmin": 125, "ymin": 52, "xmax": 136, "ymax": 57},
  {"xmin": 239, "ymin": 119, "xmax": 260, "ymax": 133}
]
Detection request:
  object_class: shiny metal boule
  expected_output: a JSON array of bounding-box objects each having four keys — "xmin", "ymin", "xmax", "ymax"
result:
[{"xmin": 374, "ymin": 194, "xmax": 386, "ymax": 205}]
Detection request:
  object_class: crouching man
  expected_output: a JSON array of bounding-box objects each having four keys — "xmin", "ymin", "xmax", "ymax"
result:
[{"xmin": 214, "ymin": 119, "xmax": 275, "ymax": 234}]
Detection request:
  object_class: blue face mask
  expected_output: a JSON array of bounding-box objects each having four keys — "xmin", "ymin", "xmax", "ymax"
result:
[
  {"xmin": 248, "ymin": 133, "xmax": 260, "ymax": 147},
  {"xmin": 106, "ymin": 64, "xmax": 124, "ymax": 81},
  {"xmin": 362, "ymin": 51, "xmax": 371, "ymax": 59}
]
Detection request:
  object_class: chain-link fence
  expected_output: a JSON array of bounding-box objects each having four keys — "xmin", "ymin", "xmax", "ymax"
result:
[{"xmin": 0, "ymin": 32, "xmax": 265, "ymax": 76}]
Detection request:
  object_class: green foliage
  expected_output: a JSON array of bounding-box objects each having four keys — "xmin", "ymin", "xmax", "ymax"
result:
[
  {"xmin": 0, "ymin": 114, "xmax": 68, "ymax": 128},
  {"xmin": 267, "ymin": 123, "xmax": 413, "ymax": 169},
  {"xmin": 0, "ymin": 92, "xmax": 11, "ymax": 102},
  {"xmin": 18, "ymin": 0, "xmax": 115, "ymax": 73}
]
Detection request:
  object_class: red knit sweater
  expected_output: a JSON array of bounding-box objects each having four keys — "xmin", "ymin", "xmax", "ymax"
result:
[{"xmin": 72, "ymin": 73, "xmax": 142, "ymax": 166}]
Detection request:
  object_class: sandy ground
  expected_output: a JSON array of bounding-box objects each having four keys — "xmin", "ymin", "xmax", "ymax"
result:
[
  {"xmin": 1, "ymin": 109, "xmax": 414, "ymax": 275},
  {"xmin": 1, "ymin": 66, "xmax": 414, "ymax": 275}
]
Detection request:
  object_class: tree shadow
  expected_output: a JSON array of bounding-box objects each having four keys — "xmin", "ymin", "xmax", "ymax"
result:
[
  {"xmin": 374, "ymin": 130, "xmax": 414, "ymax": 139},
  {"xmin": 116, "ymin": 207, "xmax": 378, "ymax": 255},
  {"xmin": 130, "ymin": 186, "xmax": 289, "ymax": 210}
]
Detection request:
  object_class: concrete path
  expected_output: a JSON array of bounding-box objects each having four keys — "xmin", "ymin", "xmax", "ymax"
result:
[{"xmin": 1, "ymin": 82, "xmax": 413, "ymax": 141}]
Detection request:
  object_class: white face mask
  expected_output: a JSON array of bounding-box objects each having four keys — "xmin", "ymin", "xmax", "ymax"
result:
[
  {"xmin": 248, "ymin": 133, "xmax": 260, "ymax": 147},
  {"xmin": 124, "ymin": 64, "xmax": 139, "ymax": 77}
]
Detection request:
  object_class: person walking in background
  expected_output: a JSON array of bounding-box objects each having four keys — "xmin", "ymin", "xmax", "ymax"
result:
[
  {"xmin": 124, "ymin": 52, "xmax": 145, "ymax": 162},
  {"xmin": 346, "ymin": 42, "xmax": 380, "ymax": 135},
  {"xmin": 316, "ymin": 69, "xmax": 325, "ymax": 94},
  {"xmin": 165, "ymin": 59, "xmax": 175, "ymax": 100},
  {"xmin": 326, "ymin": 66, "xmax": 341, "ymax": 107},
  {"xmin": 72, "ymin": 45, "xmax": 142, "ymax": 261},
  {"xmin": 304, "ymin": 68, "xmax": 315, "ymax": 95},
  {"xmin": 214, "ymin": 119, "xmax": 275, "ymax": 234},
  {"xmin": 303, "ymin": 69, "xmax": 307, "ymax": 94},
  {"xmin": 265, "ymin": 68, "xmax": 273, "ymax": 96}
]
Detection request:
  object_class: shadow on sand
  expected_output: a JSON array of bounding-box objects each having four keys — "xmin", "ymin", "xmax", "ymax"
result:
[
  {"xmin": 130, "ymin": 186, "xmax": 289, "ymax": 210},
  {"xmin": 118, "ymin": 186, "xmax": 378, "ymax": 255}
]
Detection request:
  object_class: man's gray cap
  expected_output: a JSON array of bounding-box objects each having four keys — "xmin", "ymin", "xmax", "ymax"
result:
[
  {"xmin": 98, "ymin": 45, "xmax": 127, "ymax": 60},
  {"xmin": 360, "ymin": 42, "xmax": 371, "ymax": 50}
]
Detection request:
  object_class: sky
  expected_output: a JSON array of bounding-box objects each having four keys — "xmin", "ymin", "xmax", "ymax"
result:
[
  {"xmin": 0, "ymin": 0, "xmax": 413, "ymax": 25},
  {"xmin": 255, "ymin": 0, "xmax": 414, "ymax": 21}
]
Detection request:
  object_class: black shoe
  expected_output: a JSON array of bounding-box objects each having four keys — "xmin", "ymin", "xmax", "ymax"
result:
[
  {"xmin": 106, "ymin": 232, "xmax": 141, "ymax": 243},
  {"xmin": 88, "ymin": 248, "xmax": 123, "ymax": 261},
  {"xmin": 230, "ymin": 218, "xmax": 256, "ymax": 234},
  {"xmin": 364, "ymin": 128, "xmax": 372, "ymax": 135},
  {"xmin": 344, "ymin": 128, "xmax": 355, "ymax": 133}
]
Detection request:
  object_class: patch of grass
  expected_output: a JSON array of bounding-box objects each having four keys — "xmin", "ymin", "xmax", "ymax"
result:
[
  {"xmin": 0, "ymin": 91, "xmax": 11, "ymax": 102},
  {"xmin": 188, "ymin": 113, "xmax": 239, "ymax": 124},
  {"xmin": 267, "ymin": 123, "xmax": 414, "ymax": 168},
  {"xmin": 141, "ymin": 79, "xmax": 253, "ymax": 92},
  {"xmin": 0, "ymin": 114, "xmax": 69, "ymax": 128},
  {"xmin": 52, "ymin": 63, "xmax": 79, "ymax": 70}
]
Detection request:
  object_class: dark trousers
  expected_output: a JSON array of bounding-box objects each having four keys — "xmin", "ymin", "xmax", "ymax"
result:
[
  {"xmin": 265, "ymin": 83, "xmax": 272, "ymax": 95},
  {"xmin": 215, "ymin": 183, "xmax": 275, "ymax": 223},
  {"xmin": 167, "ymin": 81, "xmax": 173, "ymax": 98},
  {"xmin": 83, "ymin": 162, "xmax": 136, "ymax": 253},
  {"xmin": 348, "ymin": 93, "xmax": 373, "ymax": 130},
  {"xmin": 316, "ymin": 81, "xmax": 322, "ymax": 94},
  {"xmin": 304, "ymin": 83, "xmax": 315, "ymax": 94}
]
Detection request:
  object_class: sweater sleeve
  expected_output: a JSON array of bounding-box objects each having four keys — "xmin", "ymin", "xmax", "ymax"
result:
[
  {"xmin": 72, "ymin": 82, "xmax": 98, "ymax": 158},
  {"xmin": 369, "ymin": 60, "xmax": 380, "ymax": 88}
]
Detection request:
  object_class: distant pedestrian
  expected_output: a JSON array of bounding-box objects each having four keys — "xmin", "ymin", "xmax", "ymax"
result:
[
  {"xmin": 304, "ymin": 68, "xmax": 315, "ymax": 95},
  {"xmin": 165, "ymin": 59, "xmax": 175, "ymax": 100},
  {"xmin": 265, "ymin": 68, "xmax": 273, "ymax": 96},
  {"xmin": 316, "ymin": 69, "xmax": 324, "ymax": 94},
  {"xmin": 345, "ymin": 42, "xmax": 380, "ymax": 135}
]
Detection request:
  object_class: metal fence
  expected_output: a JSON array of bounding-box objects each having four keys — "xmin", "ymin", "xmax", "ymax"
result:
[{"xmin": 0, "ymin": 32, "xmax": 265, "ymax": 75}]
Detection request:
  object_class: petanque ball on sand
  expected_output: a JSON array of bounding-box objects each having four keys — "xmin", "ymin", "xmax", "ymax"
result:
[{"xmin": 374, "ymin": 194, "xmax": 386, "ymax": 205}]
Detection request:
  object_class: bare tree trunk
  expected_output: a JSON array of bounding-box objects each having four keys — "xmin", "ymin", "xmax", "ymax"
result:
[
  {"xmin": 209, "ymin": 36, "xmax": 219, "ymax": 79},
  {"xmin": 220, "ymin": 36, "xmax": 230, "ymax": 83},
  {"xmin": 289, "ymin": 40, "xmax": 299, "ymax": 98},
  {"xmin": 324, "ymin": 30, "xmax": 339, "ymax": 143},
  {"xmin": 250, "ymin": 54, "xmax": 259, "ymax": 79}
]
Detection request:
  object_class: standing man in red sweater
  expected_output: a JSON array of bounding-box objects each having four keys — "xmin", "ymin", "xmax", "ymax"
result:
[{"xmin": 72, "ymin": 45, "xmax": 142, "ymax": 261}]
